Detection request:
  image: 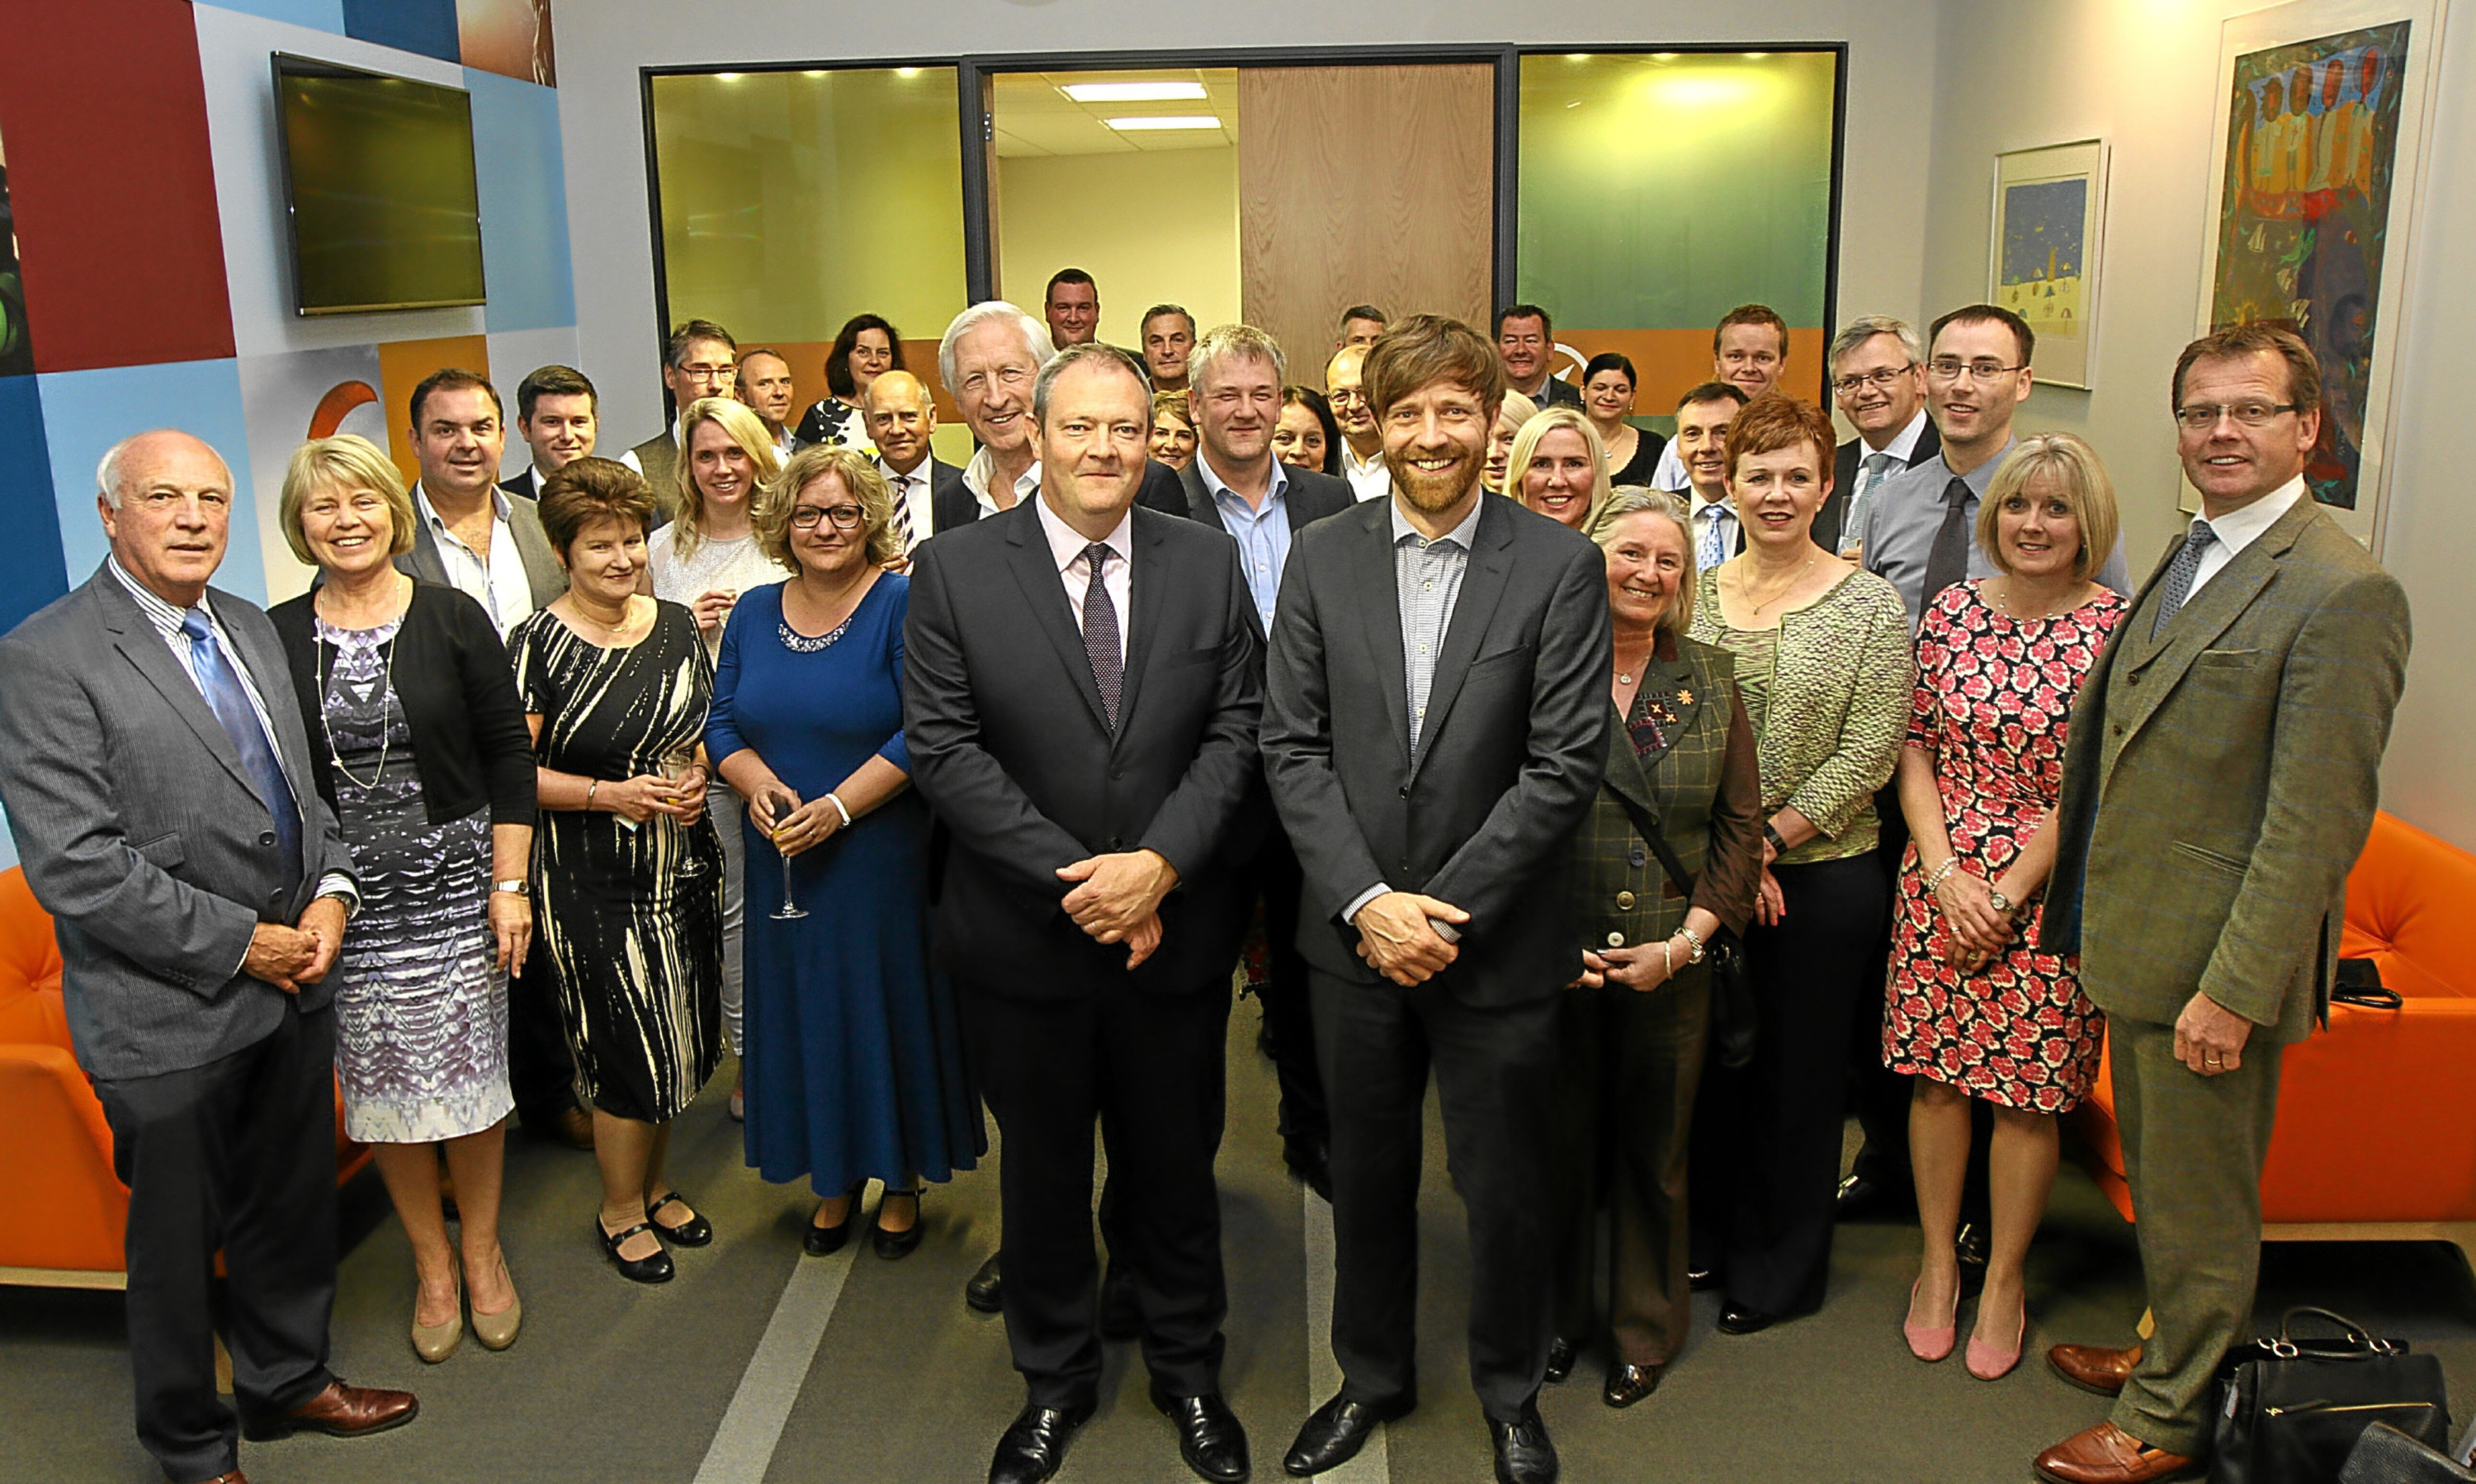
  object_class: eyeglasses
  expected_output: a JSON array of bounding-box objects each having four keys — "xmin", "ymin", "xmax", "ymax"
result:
[
  {"xmin": 2175, "ymin": 401, "xmax": 2299, "ymax": 430},
  {"xmin": 1832, "ymin": 367, "xmax": 1914, "ymax": 395},
  {"xmin": 1926, "ymin": 359, "xmax": 2025, "ymax": 382},
  {"xmin": 1325, "ymin": 386, "xmax": 1368, "ymax": 405},
  {"xmin": 789, "ymin": 504, "xmax": 865, "ymax": 530},
  {"xmin": 678, "ymin": 363, "xmax": 737, "ymax": 384}
]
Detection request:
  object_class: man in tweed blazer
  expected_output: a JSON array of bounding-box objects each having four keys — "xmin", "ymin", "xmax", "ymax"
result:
[
  {"xmin": 0, "ymin": 431, "xmax": 417, "ymax": 1484},
  {"xmin": 2031, "ymin": 328, "xmax": 2410, "ymax": 1484}
]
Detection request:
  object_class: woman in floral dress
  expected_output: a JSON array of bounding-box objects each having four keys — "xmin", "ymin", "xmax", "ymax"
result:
[{"xmin": 1885, "ymin": 432, "xmax": 2128, "ymax": 1380}]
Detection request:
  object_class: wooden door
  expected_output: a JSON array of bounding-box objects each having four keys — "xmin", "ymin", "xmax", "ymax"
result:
[{"xmin": 1238, "ymin": 64, "xmax": 1495, "ymax": 389}]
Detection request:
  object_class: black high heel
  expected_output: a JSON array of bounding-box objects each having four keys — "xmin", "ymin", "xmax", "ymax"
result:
[
  {"xmin": 596, "ymin": 1216, "xmax": 673, "ymax": 1284},
  {"xmin": 872, "ymin": 1186, "xmax": 925, "ymax": 1260},
  {"xmin": 804, "ymin": 1182, "xmax": 866, "ymax": 1257}
]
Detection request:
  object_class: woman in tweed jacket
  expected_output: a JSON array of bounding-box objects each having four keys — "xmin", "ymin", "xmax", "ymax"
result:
[
  {"xmin": 1685, "ymin": 395, "xmax": 1914, "ymax": 1335},
  {"xmin": 1548, "ymin": 489, "xmax": 1764, "ymax": 1409}
]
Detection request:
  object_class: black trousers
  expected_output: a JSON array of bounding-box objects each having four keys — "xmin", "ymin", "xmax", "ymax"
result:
[
  {"xmin": 1312, "ymin": 969, "xmax": 1557, "ymax": 1422},
  {"xmin": 1691, "ymin": 851, "xmax": 1888, "ymax": 1316},
  {"xmin": 962, "ymin": 975, "xmax": 1231, "ymax": 1409},
  {"xmin": 506, "ymin": 955, "xmax": 578, "ymax": 1121},
  {"xmin": 1246, "ymin": 833, "xmax": 1326, "ymax": 1154},
  {"xmin": 92, "ymin": 1000, "xmax": 340, "ymax": 1483}
]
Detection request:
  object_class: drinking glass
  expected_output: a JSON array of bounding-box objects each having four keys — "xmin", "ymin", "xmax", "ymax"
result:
[
  {"xmin": 766, "ymin": 786, "xmax": 808, "ymax": 921},
  {"xmin": 660, "ymin": 747, "xmax": 707, "ymax": 878}
]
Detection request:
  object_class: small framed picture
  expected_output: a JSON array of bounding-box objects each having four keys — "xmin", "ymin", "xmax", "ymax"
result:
[{"xmin": 1989, "ymin": 139, "xmax": 2110, "ymax": 392}]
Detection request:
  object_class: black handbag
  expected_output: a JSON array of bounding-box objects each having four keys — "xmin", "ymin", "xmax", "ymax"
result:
[
  {"xmin": 1609, "ymin": 792, "xmax": 1757, "ymax": 1070},
  {"xmin": 2341, "ymin": 1422, "xmax": 2476, "ymax": 1484},
  {"xmin": 2213, "ymin": 1307, "xmax": 2453, "ymax": 1484}
]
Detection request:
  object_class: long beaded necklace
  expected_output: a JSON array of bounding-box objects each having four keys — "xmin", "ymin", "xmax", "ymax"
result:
[{"xmin": 315, "ymin": 614, "xmax": 400, "ymax": 791}]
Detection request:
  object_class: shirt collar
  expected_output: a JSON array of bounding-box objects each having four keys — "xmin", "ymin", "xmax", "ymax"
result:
[
  {"xmin": 877, "ymin": 454, "xmax": 930, "ymax": 486},
  {"xmin": 1198, "ymin": 451, "xmax": 1288, "ymax": 512},
  {"xmin": 1870, "ymin": 409, "xmax": 1930, "ymax": 463},
  {"xmin": 1032, "ymin": 490, "xmax": 1134, "ymax": 574},
  {"xmin": 1343, "ymin": 442, "xmax": 1386, "ymax": 475},
  {"xmin": 107, "ymin": 554, "xmax": 204, "ymax": 635},
  {"xmin": 2200, "ymin": 473, "xmax": 2308, "ymax": 553},
  {"xmin": 1935, "ymin": 435, "xmax": 2018, "ymax": 498},
  {"xmin": 1388, "ymin": 493, "xmax": 1485, "ymax": 551},
  {"xmin": 414, "ymin": 481, "xmax": 512, "ymax": 531},
  {"xmin": 1689, "ymin": 489, "xmax": 1734, "ymax": 519}
]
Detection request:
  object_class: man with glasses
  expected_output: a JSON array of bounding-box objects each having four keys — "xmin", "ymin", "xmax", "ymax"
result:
[
  {"xmin": 2031, "ymin": 327, "xmax": 2409, "ymax": 1484},
  {"xmin": 1858, "ymin": 304, "xmax": 2128, "ymax": 632},
  {"xmin": 1324, "ymin": 343, "xmax": 1391, "ymax": 503},
  {"xmin": 629, "ymin": 319, "xmax": 739, "ymax": 512},
  {"xmin": 1818, "ymin": 315, "xmax": 1939, "ymax": 558},
  {"xmin": 1493, "ymin": 304, "xmax": 1581, "ymax": 410}
]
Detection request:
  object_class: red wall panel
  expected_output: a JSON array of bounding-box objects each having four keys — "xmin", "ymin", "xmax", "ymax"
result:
[{"xmin": 0, "ymin": 0, "xmax": 234, "ymax": 371}]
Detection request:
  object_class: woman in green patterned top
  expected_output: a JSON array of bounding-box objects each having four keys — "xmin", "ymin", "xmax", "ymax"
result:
[
  {"xmin": 1548, "ymin": 489, "xmax": 1765, "ymax": 1410},
  {"xmin": 1685, "ymin": 394, "xmax": 1913, "ymax": 1335}
]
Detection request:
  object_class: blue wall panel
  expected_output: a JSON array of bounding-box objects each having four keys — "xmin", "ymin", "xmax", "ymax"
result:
[
  {"xmin": 340, "ymin": 0, "xmax": 457, "ymax": 62},
  {"xmin": 467, "ymin": 69, "xmax": 576, "ymax": 333},
  {"xmin": 0, "ymin": 374, "xmax": 67, "ymax": 637},
  {"xmin": 197, "ymin": 0, "xmax": 347, "ymax": 33}
]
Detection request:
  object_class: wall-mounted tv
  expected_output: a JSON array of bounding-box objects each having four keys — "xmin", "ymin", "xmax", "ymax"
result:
[{"xmin": 272, "ymin": 53, "xmax": 485, "ymax": 315}]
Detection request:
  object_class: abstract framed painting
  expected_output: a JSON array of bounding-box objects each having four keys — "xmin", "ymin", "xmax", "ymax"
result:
[
  {"xmin": 1990, "ymin": 139, "xmax": 2108, "ymax": 391},
  {"xmin": 2191, "ymin": 0, "xmax": 2449, "ymax": 547}
]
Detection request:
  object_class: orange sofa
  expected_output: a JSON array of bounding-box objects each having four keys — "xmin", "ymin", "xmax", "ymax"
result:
[
  {"xmin": 0, "ymin": 866, "xmax": 371, "ymax": 1290},
  {"xmin": 2068, "ymin": 811, "xmax": 2476, "ymax": 1273}
]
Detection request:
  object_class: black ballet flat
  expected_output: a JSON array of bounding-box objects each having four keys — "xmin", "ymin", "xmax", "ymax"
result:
[
  {"xmin": 871, "ymin": 1187, "xmax": 925, "ymax": 1261},
  {"xmin": 595, "ymin": 1217, "xmax": 673, "ymax": 1284},
  {"xmin": 645, "ymin": 1192, "xmax": 711, "ymax": 1248},
  {"xmin": 804, "ymin": 1183, "xmax": 866, "ymax": 1257}
]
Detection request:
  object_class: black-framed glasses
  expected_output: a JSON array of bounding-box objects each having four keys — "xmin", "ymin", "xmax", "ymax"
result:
[
  {"xmin": 1926, "ymin": 358, "xmax": 2025, "ymax": 382},
  {"xmin": 2175, "ymin": 401, "xmax": 2299, "ymax": 430},
  {"xmin": 790, "ymin": 504, "xmax": 865, "ymax": 530},
  {"xmin": 1832, "ymin": 367, "xmax": 1914, "ymax": 395}
]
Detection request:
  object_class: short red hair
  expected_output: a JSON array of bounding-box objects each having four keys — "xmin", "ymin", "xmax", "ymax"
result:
[{"xmin": 1722, "ymin": 393, "xmax": 1836, "ymax": 479}]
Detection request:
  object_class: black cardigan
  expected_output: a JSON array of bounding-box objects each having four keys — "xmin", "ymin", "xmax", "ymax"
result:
[{"xmin": 269, "ymin": 580, "xmax": 536, "ymax": 829}]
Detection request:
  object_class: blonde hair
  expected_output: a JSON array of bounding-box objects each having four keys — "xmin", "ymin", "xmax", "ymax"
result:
[
  {"xmin": 760, "ymin": 446, "xmax": 901, "ymax": 573},
  {"xmin": 1977, "ymin": 432, "xmax": 2119, "ymax": 583},
  {"xmin": 1506, "ymin": 406, "xmax": 1614, "ymax": 536},
  {"xmin": 279, "ymin": 435, "xmax": 415, "ymax": 567},
  {"xmin": 672, "ymin": 396, "xmax": 782, "ymax": 560},
  {"xmin": 1595, "ymin": 486, "xmax": 1697, "ymax": 636}
]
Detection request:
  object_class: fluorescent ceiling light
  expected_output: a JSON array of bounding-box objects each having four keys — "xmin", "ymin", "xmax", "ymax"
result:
[
  {"xmin": 1063, "ymin": 81, "xmax": 1207, "ymax": 103},
  {"xmin": 1103, "ymin": 116, "xmax": 1221, "ymax": 131}
]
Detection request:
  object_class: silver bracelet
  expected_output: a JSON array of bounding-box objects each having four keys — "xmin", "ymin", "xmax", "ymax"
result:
[
  {"xmin": 1923, "ymin": 857, "xmax": 1959, "ymax": 891},
  {"xmin": 825, "ymin": 792, "xmax": 853, "ymax": 828}
]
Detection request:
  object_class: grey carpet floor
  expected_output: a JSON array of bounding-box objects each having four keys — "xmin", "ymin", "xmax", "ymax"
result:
[{"xmin": 5, "ymin": 1002, "xmax": 2471, "ymax": 1484}]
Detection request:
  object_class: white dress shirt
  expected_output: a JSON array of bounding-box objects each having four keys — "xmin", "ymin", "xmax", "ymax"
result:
[
  {"xmin": 1032, "ymin": 493, "xmax": 1132, "ymax": 665},
  {"xmin": 2188, "ymin": 474, "xmax": 2308, "ymax": 598},
  {"xmin": 414, "ymin": 483, "xmax": 536, "ymax": 636},
  {"xmin": 1648, "ymin": 440, "xmax": 1689, "ymax": 493},
  {"xmin": 877, "ymin": 456, "xmax": 938, "ymax": 551},
  {"xmin": 1839, "ymin": 409, "xmax": 1932, "ymax": 555},
  {"xmin": 1341, "ymin": 442, "xmax": 1392, "ymax": 503},
  {"xmin": 962, "ymin": 446, "xmax": 1042, "ymax": 518}
]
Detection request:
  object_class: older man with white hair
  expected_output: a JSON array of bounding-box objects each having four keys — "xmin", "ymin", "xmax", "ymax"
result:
[{"xmin": 0, "ymin": 431, "xmax": 418, "ymax": 1484}]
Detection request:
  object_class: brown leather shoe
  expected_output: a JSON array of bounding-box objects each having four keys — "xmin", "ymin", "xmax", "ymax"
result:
[
  {"xmin": 242, "ymin": 1380, "xmax": 419, "ymax": 1441},
  {"xmin": 2048, "ymin": 1341, "xmax": 2143, "ymax": 1397},
  {"xmin": 189, "ymin": 1473, "xmax": 250, "ymax": 1484},
  {"xmin": 553, "ymin": 1104, "xmax": 595, "ymax": 1151},
  {"xmin": 2034, "ymin": 1422, "xmax": 2200, "ymax": 1483}
]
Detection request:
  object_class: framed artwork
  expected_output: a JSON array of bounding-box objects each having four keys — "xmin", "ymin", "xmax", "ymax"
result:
[
  {"xmin": 1990, "ymin": 139, "xmax": 2109, "ymax": 391},
  {"xmin": 2190, "ymin": 0, "xmax": 2449, "ymax": 546}
]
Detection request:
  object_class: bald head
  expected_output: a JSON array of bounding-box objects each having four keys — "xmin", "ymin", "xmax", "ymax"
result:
[
  {"xmin": 1325, "ymin": 343, "xmax": 1377, "ymax": 449},
  {"xmin": 97, "ymin": 430, "xmax": 235, "ymax": 606},
  {"xmin": 862, "ymin": 369, "xmax": 938, "ymax": 475}
]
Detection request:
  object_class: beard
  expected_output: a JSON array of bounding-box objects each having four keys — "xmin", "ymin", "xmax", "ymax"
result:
[{"xmin": 1387, "ymin": 447, "xmax": 1481, "ymax": 513}]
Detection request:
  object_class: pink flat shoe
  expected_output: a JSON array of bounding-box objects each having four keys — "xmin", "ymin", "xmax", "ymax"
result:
[
  {"xmin": 1904, "ymin": 1277, "xmax": 1957, "ymax": 1362},
  {"xmin": 1967, "ymin": 1297, "xmax": 2025, "ymax": 1380}
]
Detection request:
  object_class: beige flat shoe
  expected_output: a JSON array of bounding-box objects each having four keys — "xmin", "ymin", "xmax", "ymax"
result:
[
  {"xmin": 412, "ymin": 1263, "xmax": 462, "ymax": 1363},
  {"xmin": 470, "ymin": 1254, "xmax": 522, "ymax": 1352}
]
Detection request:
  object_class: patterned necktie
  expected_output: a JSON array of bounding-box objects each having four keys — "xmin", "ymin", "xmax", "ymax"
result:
[
  {"xmin": 2151, "ymin": 520, "xmax": 2220, "ymax": 639},
  {"xmin": 181, "ymin": 609, "xmax": 302, "ymax": 882},
  {"xmin": 1080, "ymin": 542, "xmax": 1122, "ymax": 729},
  {"xmin": 890, "ymin": 472, "xmax": 918, "ymax": 551},
  {"xmin": 1920, "ymin": 477, "xmax": 1974, "ymax": 608},
  {"xmin": 1699, "ymin": 504, "xmax": 1734, "ymax": 569},
  {"xmin": 1842, "ymin": 451, "xmax": 1897, "ymax": 553}
]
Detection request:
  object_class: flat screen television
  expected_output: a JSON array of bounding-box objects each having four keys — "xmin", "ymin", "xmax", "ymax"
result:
[{"xmin": 272, "ymin": 53, "xmax": 486, "ymax": 315}]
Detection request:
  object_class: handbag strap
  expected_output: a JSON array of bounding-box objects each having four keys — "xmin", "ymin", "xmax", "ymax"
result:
[
  {"xmin": 2280, "ymin": 1306, "xmax": 2374, "ymax": 1346},
  {"xmin": 1610, "ymin": 791, "xmax": 1698, "ymax": 898}
]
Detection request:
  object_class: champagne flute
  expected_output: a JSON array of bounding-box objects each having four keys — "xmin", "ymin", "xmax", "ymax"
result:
[
  {"xmin": 660, "ymin": 745, "xmax": 706, "ymax": 878},
  {"xmin": 765, "ymin": 786, "xmax": 808, "ymax": 921}
]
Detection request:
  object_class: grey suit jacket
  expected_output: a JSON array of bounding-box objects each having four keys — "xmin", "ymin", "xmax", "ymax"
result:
[
  {"xmin": 630, "ymin": 430, "xmax": 678, "ymax": 515},
  {"xmin": 396, "ymin": 485, "xmax": 569, "ymax": 615},
  {"xmin": 1261, "ymin": 494, "xmax": 1611, "ymax": 1004},
  {"xmin": 0, "ymin": 566, "xmax": 354, "ymax": 1080}
]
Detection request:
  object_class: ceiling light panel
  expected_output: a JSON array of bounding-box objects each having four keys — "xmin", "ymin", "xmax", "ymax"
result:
[
  {"xmin": 1103, "ymin": 116, "xmax": 1221, "ymax": 131},
  {"xmin": 1061, "ymin": 81, "xmax": 1207, "ymax": 103}
]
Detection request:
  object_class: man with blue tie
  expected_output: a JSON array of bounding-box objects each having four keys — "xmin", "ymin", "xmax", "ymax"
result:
[
  {"xmin": 1675, "ymin": 382, "xmax": 1750, "ymax": 570},
  {"xmin": 0, "ymin": 431, "xmax": 417, "ymax": 1484}
]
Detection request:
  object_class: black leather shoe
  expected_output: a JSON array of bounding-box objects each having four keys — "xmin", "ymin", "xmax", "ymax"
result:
[
  {"xmin": 1955, "ymin": 1221, "xmax": 1990, "ymax": 1297},
  {"xmin": 645, "ymin": 1192, "xmax": 711, "ymax": 1248},
  {"xmin": 1716, "ymin": 1302, "xmax": 1777, "ymax": 1335},
  {"xmin": 1687, "ymin": 1265, "xmax": 1720, "ymax": 1292},
  {"xmin": 1833, "ymin": 1171, "xmax": 1885, "ymax": 1220},
  {"xmin": 804, "ymin": 1184, "xmax": 865, "ymax": 1257},
  {"xmin": 1488, "ymin": 1400, "xmax": 1558, "ymax": 1484},
  {"xmin": 989, "ymin": 1402, "xmax": 1094, "ymax": 1484},
  {"xmin": 595, "ymin": 1217, "xmax": 673, "ymax": 1284},
  {"xmin": 1602, "ymin": 1363, "xmax": 1661, "ymax": 1409},
  {"xmin": 1152, "ymin": 1384, "xmax": 1250, "ymax": 1483},
  {"xmin": 1100, "ymin": 1260, "xmax": 1143, "ymax": 1340},
  {"xmin": 1543, "ymin": 1337, "xmax": 1577, "ymax": 1384},
  {"xmin": 1283, "ymin": 1391, "xmax": 1413, "ymax": 1477},
  {"xmin": 966, "ymin": 1252, "xmax": 1004, "ymax": 1312},
  {"xmin": 872, "ymin": 1188, "xmax": 925, "ymax": 1261}
]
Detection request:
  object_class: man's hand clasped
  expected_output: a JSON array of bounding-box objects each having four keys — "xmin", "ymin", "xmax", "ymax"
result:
[
  {"xmin": 247, "ymin": 894, "xmax": 349, "ymax": 995},
  {"xmin": 1058, "ymin": 848, "xmax": 1179, "ymax": 968},
  {"xmin": 1351, "ymin": 891, "xmax": 1467, "ymax": 987}
]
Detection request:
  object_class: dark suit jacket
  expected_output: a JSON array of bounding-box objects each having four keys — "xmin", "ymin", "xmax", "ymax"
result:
[
  {"xmin": 396, "ymin": 485, "xmax": 569, "ymax": 616},
  {"xmin": 1261, "ymin": 494, "xmax": 1611, "ymax": 1005},
  {"xmin": 500, "ymin": 467, "xmax": 540, "ymax": 500},
  {"xmin": 919, "ymin": 456, "xmax": 977, "ymax": 535},
  {"xmin": 1171, "ymin": 456, "xmax": 1354, "ymax": 537},
  {"xmin": 1818, "ymin": 417, "xmax": 1941, "ymax": 553},
  {"xmin": 0, "ymin": 567, "xmax": 355, "ymax": 1079},
  {"xmin": 903, "ymin": 501, "xmax": 1264, "ymax": 999},
  {"xmin": 926, "ymin": 456, "xmax": 1188, "ymax": 532}
]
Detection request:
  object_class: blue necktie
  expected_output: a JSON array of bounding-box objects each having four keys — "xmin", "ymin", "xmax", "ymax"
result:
[
  {"xmin": 2150, "ymin": 521, "xmax": 2220, "ymax": 639},
  {"xmin": 181, "ymin": 609, "xmax": 303, "ymax": 883},
  {"xmin": 1700, "ymin": 506, "xmax": 1734, "ymax": 570}
]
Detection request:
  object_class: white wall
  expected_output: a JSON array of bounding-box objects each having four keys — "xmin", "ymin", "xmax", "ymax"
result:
[
  {"xmin": 997, "ymin": 148, "xmax": 1242, "ymax": 353},
  {"xmin": 550, "ymin": 1, "xmax": 1944, "ymax": 449},
  {"xmin": 1921, "ymin": 0, "xmax": 2476, "ymax": 848}
]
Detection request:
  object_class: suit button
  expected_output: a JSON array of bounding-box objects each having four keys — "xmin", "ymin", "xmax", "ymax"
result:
[
  {"xmin": 2127, "ymin": 673, "xmax": 2140, "ymax": 685},
  {"xmin": 1398, "ymin": 786, "xmax": 1410, "ymax": 798},
  {"xmin": 269, "ymin": 891, "xmax": 284, "ymax": 905},
  {"xmin": 2111, "ymin": 724, "xmax": 2124, "ymax": 735},
  {"xmin": 1108, "ymin": 836, "xmax": 1125, "ymax": 851},
  {"xmin": 1616, "ymin": 891, "xmax": 1636, "ymax": 910},
  {"xmin": 258, "ymin": 830, "xmax": 276, "ymax": 847},
  {"xmin": 1605, "ymin": 931, "xmax": 1625, "ymax": 948},
  {"xmin": 1628, "ymin": 846, "xmax": 1647, "ymax": 867}
]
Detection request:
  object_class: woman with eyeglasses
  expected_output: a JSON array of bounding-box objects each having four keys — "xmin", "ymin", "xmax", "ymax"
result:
[{"xmin": 706, "ymin": 446, "xmax": 982, "ymax": 1261}]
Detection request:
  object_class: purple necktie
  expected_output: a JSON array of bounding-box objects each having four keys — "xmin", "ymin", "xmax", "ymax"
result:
[{"xmin": 1081, "ymin": 542, "xmax": 1122, "ymax": 729}]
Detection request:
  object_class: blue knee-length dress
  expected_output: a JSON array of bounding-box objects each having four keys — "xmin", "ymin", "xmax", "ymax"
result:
[{"xmin": 706, "ymin": 574, "xmax": 983, "ymax": 1194}]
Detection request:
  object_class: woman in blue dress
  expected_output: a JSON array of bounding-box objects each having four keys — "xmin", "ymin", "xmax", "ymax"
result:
[{"xmin": 708, "ymin": 445, "xmax": 982, "ymax": 1260}]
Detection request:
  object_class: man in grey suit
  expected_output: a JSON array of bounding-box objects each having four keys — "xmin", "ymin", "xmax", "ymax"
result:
[
  {"xmin": 396, "ymin": 368, "xmax": 566, "ymax": 638},
  {"xmin": 1265, "ymin": 316, "xmax": 1609, "ymax": 1484},
  {"xmin": 0, "ymin": 431, "xmax": 418, "ymax": 1484},
  {"xmin": 627, "ymin": 318, "xmax": 739, "ymax": 507},
  {"xmin": 2032, "ymin": 326, "xmax": 2410, "ymax": 1484}
]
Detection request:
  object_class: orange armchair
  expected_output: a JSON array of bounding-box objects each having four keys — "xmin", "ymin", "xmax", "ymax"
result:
[
  {"xmin": 0, "ymin": 866, "xmax": 371, "ymax": 1289},
  {"xmin": 2069, "ymin": 811, "xmax": 2476, "ymax": 1273}
]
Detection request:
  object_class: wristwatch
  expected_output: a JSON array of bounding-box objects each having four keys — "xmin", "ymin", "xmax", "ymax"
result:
[
  {"xmin": 1988, "ymin": 889, "xmax": 2013, "ymax": 915},
  {"xmin": 1762, "ymin": 823, "xmax": 1788, "ymax": 854},
  {"xmin": 493, "ymin": 880, "xmax": 531, "ymax": 897}
]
